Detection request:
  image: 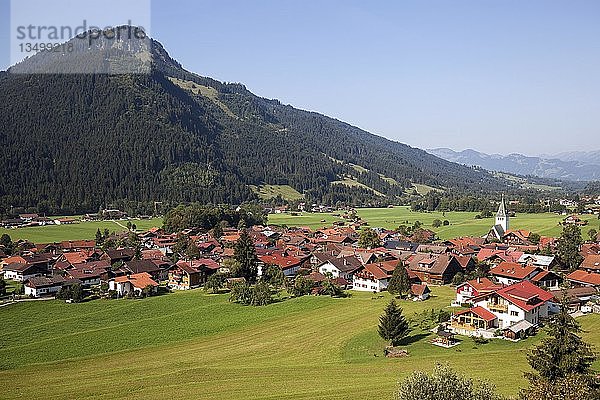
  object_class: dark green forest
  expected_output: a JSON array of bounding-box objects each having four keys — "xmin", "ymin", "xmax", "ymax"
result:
[{"xmin": 0, "ymin": 35, "xmax": 515, "ymax": 216}]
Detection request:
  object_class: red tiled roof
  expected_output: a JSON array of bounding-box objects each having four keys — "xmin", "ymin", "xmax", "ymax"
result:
[
  {"xmin": 496, "ymin": 281, "xmax": 554, "ymax": 312},
  {"xmin": 581, "ymin": 255, "xmax": 600, "ymax": 271},
  {"xmin": 566, "ymin": 270, "xmax": 600, "ymax": 286},
  {"xmin": 490, "ymin": 262, "xmax": 539, "ymax": 280},
  {"xmin": 456, "ymin": 306, "xmax": 497, "ymax": 321},
  {"xmin": 114, "ymin": 272, "xmax": 158, "ymax": 289}
]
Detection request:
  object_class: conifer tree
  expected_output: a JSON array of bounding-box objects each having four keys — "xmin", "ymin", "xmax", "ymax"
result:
[{"xmin": 378, "ymin": 299, "xmax": 410, "ymax": 346}]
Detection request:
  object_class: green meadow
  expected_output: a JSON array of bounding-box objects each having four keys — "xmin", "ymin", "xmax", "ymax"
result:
[
  {"xmin": 269, "ymin": 206, "xmax": 600, "ymax": 239},
  {"xmin": 0, "ymin": 218, "xmax": 163, "ymax": 243},
  {"xmin": 0, "ymin": 287, "xmax": 599, "ymax": 399}
]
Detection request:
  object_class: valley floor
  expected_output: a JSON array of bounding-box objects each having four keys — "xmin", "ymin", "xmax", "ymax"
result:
[{"xmin": 1, "ymin": 287, "xmax": 599, "ymax": 399}]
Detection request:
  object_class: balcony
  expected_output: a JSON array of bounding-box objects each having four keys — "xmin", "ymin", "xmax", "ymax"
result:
[{"xmin": 487, "ymin": 303, "xmax": 508, "ymax": 313}]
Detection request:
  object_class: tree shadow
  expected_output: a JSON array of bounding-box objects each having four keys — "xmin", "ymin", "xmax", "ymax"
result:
[{"xmin": 400, "ymin": 332, "xmax": 430, "ymax": 346}]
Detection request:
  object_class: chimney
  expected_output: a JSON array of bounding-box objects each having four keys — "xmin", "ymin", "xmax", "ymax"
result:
[{"xmin": 477, "ymin": 277, "xmax": 481, "ymax": 284}]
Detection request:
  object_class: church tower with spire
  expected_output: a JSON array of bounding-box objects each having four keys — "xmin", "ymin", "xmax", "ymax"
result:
[{"xmin": 495, "ymin": 195, "xmax": 509, "ymax": 232}]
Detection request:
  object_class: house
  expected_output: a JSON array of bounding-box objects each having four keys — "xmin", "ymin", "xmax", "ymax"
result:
[
  {"xmin": 566, "ymin": 269, "xmax": 600, "ymax": 288},
  {"xmin": 257, "ymin": 251, "xmax": 308, "ymax": 277},
  {"xmin": 122, "ymin": 259, "xmax": 167, "ymax": 281},
  {"xmin": 529, "ymin": 270, "xmax": 561, "ymax": 290},
  {"xmin": 101, "ymin": 249, "xmax": 136, "ymax": 264},
  {"xmin": 551, "ymin": 286, "xmax": 598, "ymax": 312},
  {"xmin": 454, "ymin": 277, "xmax": 503, "ymax": 305},
  {"xmin": 2, "ymin": 263, "xmax": 45, "ymax": 281},
  {"xmin": 317, "ymin": 255, "xmax": 362, "ymax": 281},
  {"xmin": 24, "ymin": 276, "xmax": 80, "ymax": 297},
  {"xmin": 109, "ymin": 272, "xmax": 158, "ymax": 296},
  {"xmin": 352, "ymin": 263, "xmax": 391, "ymax": 292},
  {"xmin": 451, "ymin": 281, "xmax": 554, "ymax": 337},
  {"xmin": 473, "ymin": 281, "xmax": 554, "ymax": 329},
  {"xmin": 168, "ymin": 259, "xmax": 220, "ymax": 290},
  {"xmin": 410, "ymin": 283, "xmax": 430, "ymax": 301},
  {"xmin": 517, "ymin": 254, "xmax": 558, "ymax": 270},
  {"xmin": 563, "ymin": 215, "xmax": 588, "ymax": 226},
  {"xmin": 579, "ymin": 255, "xmax": 600, "ymax": 273},
  {"xmin": 489, "ymin": 262, "xmax": 541, "ymax": 286},
  {"xmin": 64, "ymin": 261, "xmax": 110, "ymax": 286},
  {"xmin": 407, "ymin": 254, "xmax": 463, "ymax": 284},
  {"xmin": 503, "ymin": 230, "xmax": 532, "ymax": 246}
]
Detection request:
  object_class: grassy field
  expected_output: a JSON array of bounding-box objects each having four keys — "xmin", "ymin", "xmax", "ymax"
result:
[
  {"xmin": 0, "ymin": 287, "xmax": 599, "ymax": 399},
  {"xmin": 250, "ymin": 184, "xmax": 304, "ymax": 201},
  {"xmin": 0, "ymin": 218, "xmax": 163, "ymax": 243},
  {"xmin": 269, "ymin": 207, "xmax": 600, "ymax": 239}
]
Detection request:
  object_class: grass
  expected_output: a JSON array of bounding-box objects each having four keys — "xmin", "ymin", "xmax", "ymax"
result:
[
  {"xmin": 250, "ymin": 184, "xmax": 304, "ymax": 201},
  {"xmin": 331, "ymin": 178, "xmax": 385, "ymax": 197},
  {"xmin": 0, "ymin": 218, "xmax": 163, "ymax": 243},
  {"xmin": 269, "ymin": 206, "xmax": 600, "ymax": 239},
  {"xmin": 0, "ymin": 287, "xmax": 599, "ymax": 399}
]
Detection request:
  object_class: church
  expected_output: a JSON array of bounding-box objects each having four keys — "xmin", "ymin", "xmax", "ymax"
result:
[{"xmin": 486, "ymin": 195, "xmax": 509, "ymax": 242}]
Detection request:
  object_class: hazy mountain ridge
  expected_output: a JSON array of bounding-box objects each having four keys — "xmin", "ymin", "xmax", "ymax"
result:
[{"xmin": 428, "ymin": 148, "xmax": 600, "ymax": 181}]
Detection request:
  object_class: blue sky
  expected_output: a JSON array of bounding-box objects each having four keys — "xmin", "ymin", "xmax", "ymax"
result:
[{"xmin": 1, "ymin": 0, "xmax": 599, "ymax": 155}]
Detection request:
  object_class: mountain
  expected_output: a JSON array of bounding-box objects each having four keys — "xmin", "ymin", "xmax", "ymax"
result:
[
  {"xmin": 543, "ymin": 150, "xmax": 600, "ymax": 165},
  {"xmin": 428, "ymin": 148, "xmax": 600, "ymax": 182},
  {"xmin": 0, "ymin": 28, "xmax": 511, "ymax": 215}
]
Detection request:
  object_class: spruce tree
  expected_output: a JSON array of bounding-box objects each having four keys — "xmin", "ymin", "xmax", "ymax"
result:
[
  {"xmin": 233, "ymin": 230, "xmax": 258, "ymax": 282},
  {"xmin": 526, "ymin": 299, "xmax": 596, "ymax": 382},
  {"xmin": 378, "ymin": 299, "xmax": 410, "ymax": 346}
]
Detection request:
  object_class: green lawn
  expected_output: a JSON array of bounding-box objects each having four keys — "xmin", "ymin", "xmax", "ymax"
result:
[
  {"xmin": 269, "ymin": 207, "xmax": 600, "ymax": 239},
  {"xmin": 0, "ymin": 218, "xmax": 163, "ymax": 243},
  {"xmin": 1, "ymin": 287, "xmax": 599, "ymax": 399}
]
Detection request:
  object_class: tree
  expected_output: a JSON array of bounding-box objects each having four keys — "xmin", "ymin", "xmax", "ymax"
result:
[
  {"xmin": 378, "ymin": 299, "xmax": 410, "ymax": 346},
  {"xmin": 95, "ymin": 228, "xmax": 104, "ymax": 245},
  {"xmin": 443, "ymin": 220, "xmax": 450, "ymax": 226},
  {"xmin": 0, "ymin": 233, "xmax": 13, "ymax": 255},
  {"xmin": 395, "ymin": 364, "xmax": 504, "ymax": 400},
  {"xmin": 528, "ymin": 232, "xmax": 541, "ymax": 245},
  {"xmin": 432, "ymin": 219, "xmax": 442, "ymax": 228},
  {"xmin": 233, "ymin": 230, "xmax": 258, "ymax": 282},
  {"xmin": 185, "ymin": 242, "xmax": 200, "ymax": 260},
  {"xmin": 261, "ymin": 265, "xmax": 285, "ymax": 288},
  {"xmin": 0, "ymin": 277, "xmax": 6, "ymax": 296},
  {"xmin": 290, "ymin": 275, "xmax": 313, "ymax": 297},
  {"xmin": 388, "ymin": 262, "xmax": 411, "ymax": 297},
  {"xmin": 588, "ymin": 228, "xmax": 598, "ymax": 242},
  {"xmin": 71, "ymin": 284, "xmax": 84, "ymax": 303},
  {"xmin": 229, "ymin": 281, "xmax": 252, "ymax": 305},
  {"xmin": 250, "ymin": 282, "xmax": 272, "ymax": 306},
  {"xmin": 358, "ymin": 228, "xmax": 381, "ymax": 249},
  {"xmin": 212, "ymin": 223, "xmax": 223, "ymax": 239},
  {"xmin": 557, "ymin": 225, "xmax": 584, "ymax": 271},
  {"xmin": 526, "ymin": 299, "xmax": 596, "ymax": 382},
  {"xmin": 452, "ymin": 271, "xmax": 465, "ymax": 286},
  {"xmin": 520, "ymin": 374, "xmax": 598, "ymax": 400},
  {"xmin": 205, "ymin": 273, "xmax": 225, "ymax": 294},
  {"xmin": 321, "ymin": 278, "xmax": 344, "ymax": 297}
]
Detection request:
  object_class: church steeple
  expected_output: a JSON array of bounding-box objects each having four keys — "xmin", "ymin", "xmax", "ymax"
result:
[{"xmin": 495, "ymin": 194, "xmax": 509, "ymax": 231}]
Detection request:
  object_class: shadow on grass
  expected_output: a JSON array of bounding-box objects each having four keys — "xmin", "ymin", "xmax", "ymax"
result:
[{"xmin": 400, "ymin": 332, "xmax": 430, "ymax": 346}]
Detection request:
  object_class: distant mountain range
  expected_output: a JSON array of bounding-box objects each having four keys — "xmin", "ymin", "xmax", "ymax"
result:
[{"xmin": 427, "ymin": 148, "xmax": 600, "ymax": 182}]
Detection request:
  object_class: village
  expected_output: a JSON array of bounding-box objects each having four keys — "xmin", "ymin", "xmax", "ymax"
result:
[{"xmin": 2, "ymin": 197, "xmax": 600, "ymax": 347}]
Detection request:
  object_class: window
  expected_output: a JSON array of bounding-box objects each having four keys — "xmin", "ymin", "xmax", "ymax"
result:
[{"xmin": 511, "ymin": 311, "xmax": 519, "ymax": 317}]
